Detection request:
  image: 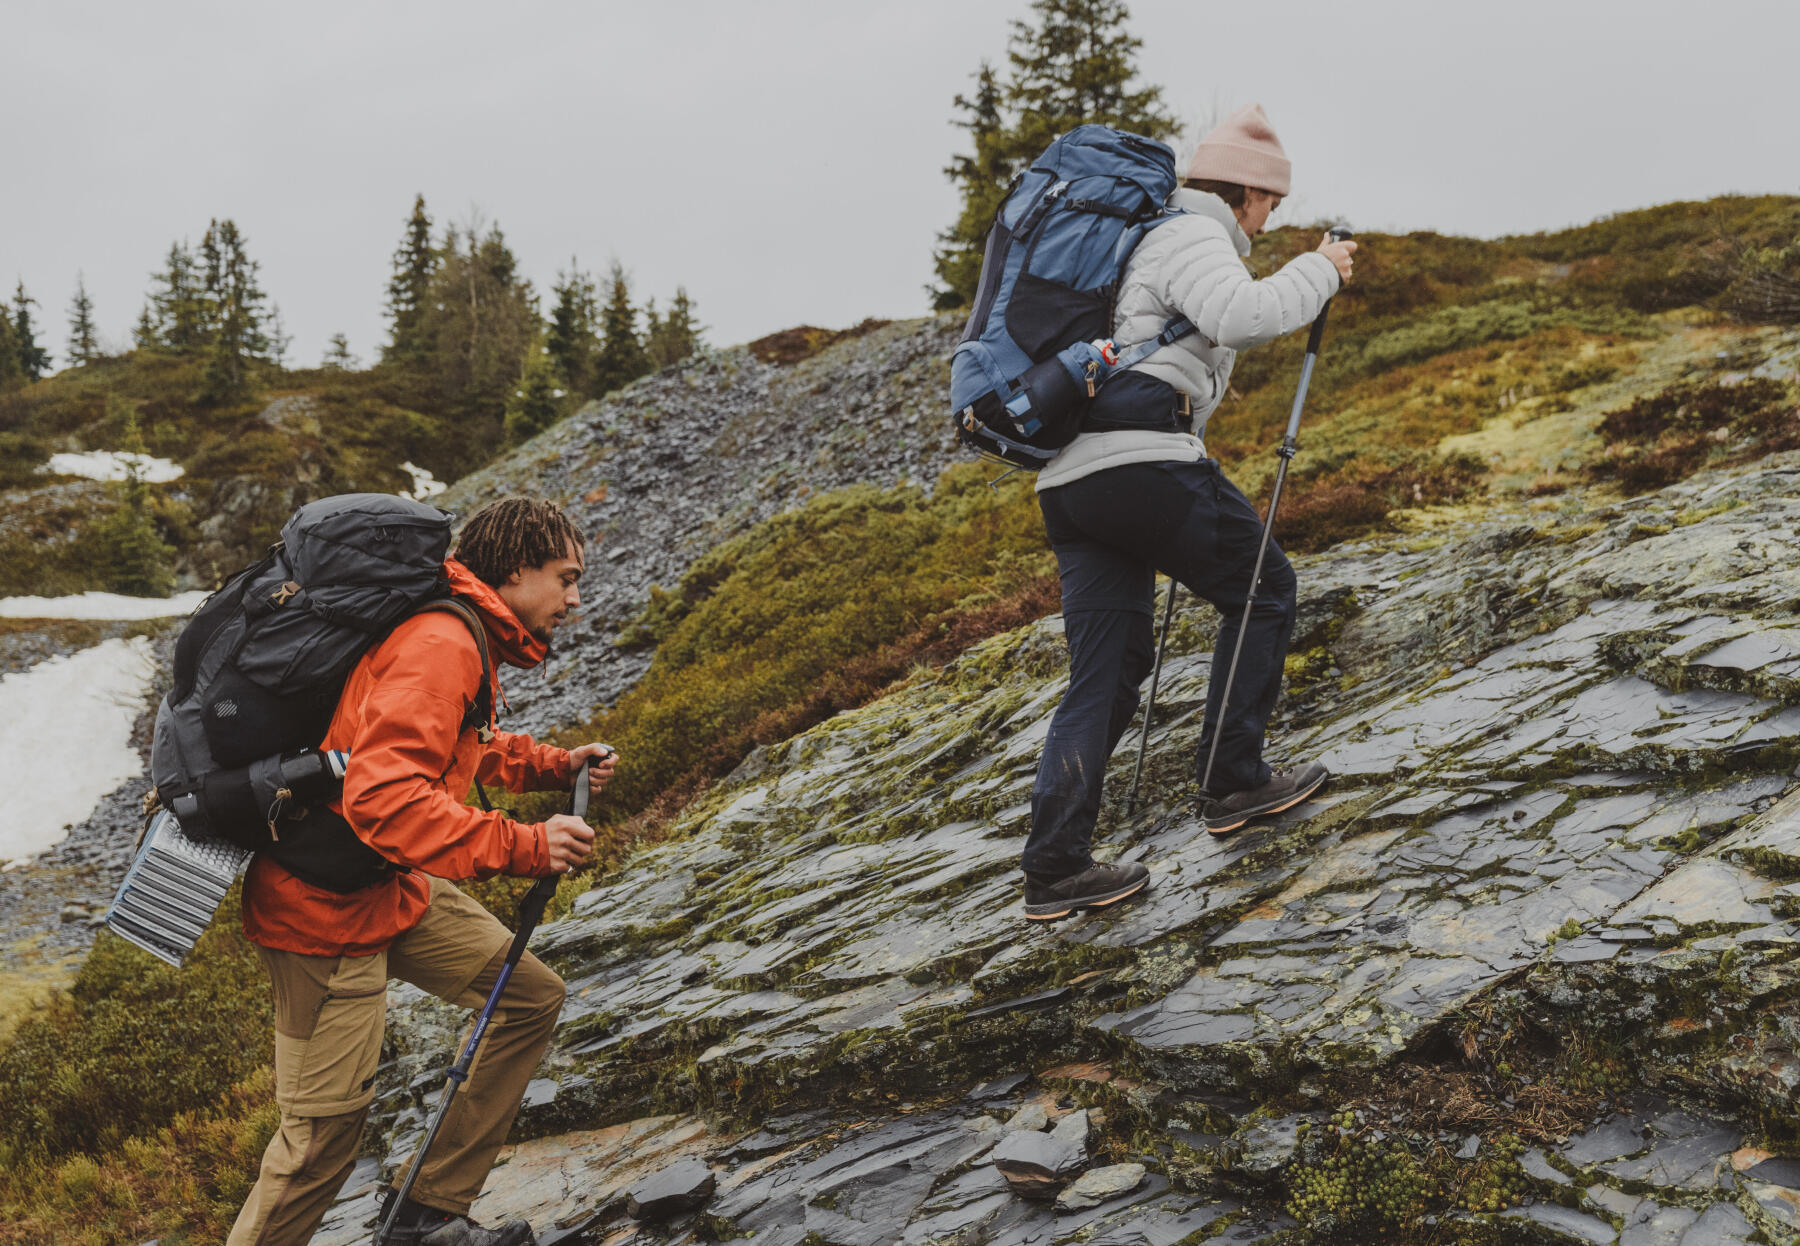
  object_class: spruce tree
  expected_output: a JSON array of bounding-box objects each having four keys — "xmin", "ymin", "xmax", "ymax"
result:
[
  {"xmin": 132, "ymin": 302, "xmax": 160, "ymax": 351},
  {"xmin": 265, "ymin": 302, "xmax": 291, "ymax": 367},
  {"xmin": 198, "ymin": 219, "xmax": 270, "ymax": 403},
  {"xmin": 931, "ymin": 0, "xmax": 1177, "ymax": 308},
  {"xmin": 503, "ymin": 340, "xmax": 562, "ymax": 445},
  {"xmin": 66, "ymin": 275, "xmax": 99, "ymax": 365},
  {"xmin": 196, "ymin": 225, "xmax": 225, "ymax": 336},
  {"xmin": 0, "ymin": 312, "xmax": 23, "ymax": 392},
  {"xmin": 545, "ymin": 259, "xmax": 599, "ymax": 396},
  {"xmin": 322, "ymin": 333, "xmax": 358, "ymax": 369},
  {"xmin": 12, "ymin": 282, "xmax": 50, "ymax": 379},
  {"xmin": 644, "ymin": 286, "xmax": 705, "ymax": 369},
  {"xmin": 150, "ymin": 242, "xmax": 207, "ymax": 351},
  {"xmin": 931, "ymin": 62, "xmax": 1010, "ymax": 311},
  {"xmin": 1003, "ymin": 0, "xmax": 1175, "ymax": 153},
  {"xmin": 592, "ymin": 261, "xmax": 650, "ymax": 396},
  {"xmin": 384, "ymin": 194, "xmax": 436, "ymax": 364},
  {"xmin": 96, "ymin": 401, "xmax": 176, "ymax": 596},
  {"xmin": 415, "ymin": 219, "xmax": 538, "ymax": 447}
]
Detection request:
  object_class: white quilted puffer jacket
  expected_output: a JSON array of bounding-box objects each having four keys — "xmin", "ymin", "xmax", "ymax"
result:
[{"xmin": 1036, "ymin": 188, "xmax": 1340, "ymax": 492}]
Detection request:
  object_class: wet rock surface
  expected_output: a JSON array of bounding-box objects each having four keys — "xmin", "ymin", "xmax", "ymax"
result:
[
  {"xmin": 991, "ymin": 1127, "xmax": 1087, "ymax": 1198},
  {"xmin": 626, "ymin": 1155, "xmax": 717, "ymax": 1220},
  {"xmin": 335, "ymin": 449, "xmax": 1800, "ymax": 1239}
]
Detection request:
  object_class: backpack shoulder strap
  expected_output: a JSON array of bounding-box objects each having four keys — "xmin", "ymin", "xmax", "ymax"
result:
[{"xmin": 410, "ymin": 598, "xmax": 495, "ymax": 739}]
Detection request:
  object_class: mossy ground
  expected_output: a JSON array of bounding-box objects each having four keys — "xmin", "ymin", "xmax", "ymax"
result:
[
  {"xmin": 0, "ymin": 889, "xmax": 273, "ymax": 1240},
  {"xmin": 0, "ymin": 350, "xmax": 514, "ymax": 593}
]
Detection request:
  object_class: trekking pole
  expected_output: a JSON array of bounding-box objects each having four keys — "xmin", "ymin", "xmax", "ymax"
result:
[
  {"xmin": 1201, "ymin": 227, "xmax": 1353, "ymax": 797},
  {"xmin": 374, "ymin": 758, "xmax": 592, "ymax": 1246},
  {"xmin": 1126, "ymin": 578, "xmax": 1179, "ymax": 814}
]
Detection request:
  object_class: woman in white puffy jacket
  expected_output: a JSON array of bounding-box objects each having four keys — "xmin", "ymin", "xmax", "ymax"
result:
[{"xmin": 1023, "ymin": 104, "xmax": 1358, "ymax": 922}]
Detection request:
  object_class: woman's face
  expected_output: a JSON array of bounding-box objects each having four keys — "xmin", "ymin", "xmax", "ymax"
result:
[{"xmin": 1234, "ymin": 187, "xmax": 1284, "ymax": 237}]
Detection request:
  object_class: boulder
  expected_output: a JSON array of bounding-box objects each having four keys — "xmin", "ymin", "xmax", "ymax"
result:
[
  {"xmin": 991, "ymin": 1129, "xmax": 1087, "ymax": 1200},
  {"xmin": 625, "ymin": 1157, "xmax": 716, "ymax": 1222}
]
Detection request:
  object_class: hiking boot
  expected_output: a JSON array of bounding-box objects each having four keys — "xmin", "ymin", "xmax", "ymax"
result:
[
  {"xmin": 1199, "ymin": 761, "xmax": 1329, "ymax": 834},
  {"xmin": 1023, "ymin": 861, "xmax": 1150, "ymax": 921},
  {"xmin": 376, "ymin": 1194, "xmax": 536, "ymax": 1246}
]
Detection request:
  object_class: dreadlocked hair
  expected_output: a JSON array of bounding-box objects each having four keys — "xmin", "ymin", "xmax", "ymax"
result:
[{"xmin": 454, "ymin": 498, "xmax": 585, "ymax": 587}]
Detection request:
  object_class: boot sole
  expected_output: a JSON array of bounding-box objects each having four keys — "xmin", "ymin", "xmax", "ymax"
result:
[
  {"xmin": 1023, "ymin": 874, "xmax": 1149, "ymax": 921},
  {"xmin": 1204, "ymin": 770, "xmax": 1328, "ymax": 835}
]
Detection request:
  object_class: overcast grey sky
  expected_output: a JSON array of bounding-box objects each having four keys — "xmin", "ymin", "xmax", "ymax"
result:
[{"xmin": 4, "ymin": 0, "xmax": 1797, "ymax": 371}]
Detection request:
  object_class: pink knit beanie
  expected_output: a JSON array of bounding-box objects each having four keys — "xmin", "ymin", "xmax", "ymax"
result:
[{"xmin": 1185, "ymin": 103, "xmax": 1291, "ymax": 196}]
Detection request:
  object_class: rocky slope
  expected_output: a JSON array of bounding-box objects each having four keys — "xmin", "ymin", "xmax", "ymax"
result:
[
  {"xmin": 436, "ymin": 316, "xmax": 964, "ymax": 735},
  {"xmin": 300, "ymin": 426, "xmax": 1800, "ymax": 1244}
]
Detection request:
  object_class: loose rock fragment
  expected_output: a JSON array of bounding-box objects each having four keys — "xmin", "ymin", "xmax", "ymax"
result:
[
  {"xmin": 1004, "ymin": 1103, "xmax": 1051, "ymax": 1133},
  {"xmin": 1054, "ymin": 1162, "xmax": 1146, "ymax": 1212},
  {"xmin": 625, "ymin": 1156, "xmax": 717, "ymax": 1221},
  {"xmin": 991, "ymin": 1129, "xmax": 1087, "ymax": 1199},
  {"xmin": 1050, "ymin": 1108, "xmax": 1090, "ymax": 1148},
  {"xmin": 1231, "ymin": 1114, "xmax": 1310, "ymax": 1181}
]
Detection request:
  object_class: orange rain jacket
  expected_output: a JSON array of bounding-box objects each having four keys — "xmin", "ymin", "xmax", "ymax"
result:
[{"xmin": 242, "ymin": 559, "xmax": 573, "ymax": 956}]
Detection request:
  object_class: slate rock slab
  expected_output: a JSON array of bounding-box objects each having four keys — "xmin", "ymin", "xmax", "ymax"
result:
[
  {"xmin": 1231, "ymin": 1114, "xmax": 1310, "ymax": 1180},
  {"xmin": 626, "ymin": 1156, "xmax": 717, "ymax": 1221},
  {"xmin": 1742, "ymin": 1173, "xmax": 1800, "ymax": 1232},
  {"xmin": 1496, "ymin": 1201, "xmax": 1619, "ymax": 1244},
  {"xmin": 1055, "ymin": 1162, "xmax": 1147, "ymax": 1212},
  {"xmin": 1005, "ymin": 1102, "xmax": 1051, "ymax": 1132},
  {"xmin": 1051, "ymin": 1108, "xmax": 1090, "ymax": 1148},
  {"xmin": 1680, "ymin": 1201, "xmax": 1762, "ymax": 1245},
  {"xmin": 992, "ymin": 1129, "xmax": 1088, "ymax": 1199},
  {"xmin": 1619, "ymin": 1201, "xmax": 1699, "ymax": 1246},
  {"xmin": 1745, "ymin": 1156, "xmax": 1800, "ymax": 1188}
]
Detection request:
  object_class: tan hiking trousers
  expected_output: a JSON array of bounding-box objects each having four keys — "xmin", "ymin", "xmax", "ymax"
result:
[{"xmin": 228, "ymin": 876, "xmax": 565, "ymax": 1246}]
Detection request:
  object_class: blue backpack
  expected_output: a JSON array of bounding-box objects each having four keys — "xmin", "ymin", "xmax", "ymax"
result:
[{"xmin": 950, "ymin": 125, "xmax": 1195, "ymax": 469}]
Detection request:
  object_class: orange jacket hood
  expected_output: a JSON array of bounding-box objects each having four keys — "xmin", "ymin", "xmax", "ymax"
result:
[{"xmin": 445, "ymin": 558, "xmax": 548, "ymax": 670}]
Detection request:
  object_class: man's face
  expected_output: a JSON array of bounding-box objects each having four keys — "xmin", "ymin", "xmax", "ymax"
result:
[{"xmin": 498, "ymin": 539, "xmax": 584, "ymax": 644}]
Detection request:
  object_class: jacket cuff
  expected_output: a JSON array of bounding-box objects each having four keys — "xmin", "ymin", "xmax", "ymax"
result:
[
  {"xmin": 1299, "ymin": 251, "xmax": 1341, "ymax": 298},
  {"xmin": 511, "ymin": 821, "xmax": 551, "ymax": 877}
]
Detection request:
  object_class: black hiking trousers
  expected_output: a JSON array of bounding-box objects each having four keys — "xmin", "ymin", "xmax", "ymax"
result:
[{"xmin": 1024, "ymin": 459, "xmax": 1297, "ymax": 878}]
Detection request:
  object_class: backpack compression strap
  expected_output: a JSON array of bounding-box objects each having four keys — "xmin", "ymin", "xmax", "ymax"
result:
[
  {"xmin": 412, "ymin": 598, "xmax": 515, "ymax": 817},
  {"xmin": 411, "ymin": 598, "xmax": 497, "ymax": 740}
]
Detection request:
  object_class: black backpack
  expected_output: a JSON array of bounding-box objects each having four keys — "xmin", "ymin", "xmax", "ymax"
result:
[{"xmin": 149, "ymin": 493, "xmax": 495, "ymax": 893}]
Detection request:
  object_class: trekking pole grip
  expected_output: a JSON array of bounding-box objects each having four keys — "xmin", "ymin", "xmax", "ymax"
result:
[{"xmin": 1304, "ymin": 226, "xmax": 1354, "ymax": 355}]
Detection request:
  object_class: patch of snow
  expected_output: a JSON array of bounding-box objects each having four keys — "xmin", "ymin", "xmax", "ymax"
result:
[
  {"xmin": 0, "ymin": 590, "xmax": 208, "ymax": 620},
  {"xmin": 0, "ymin": 637, "xmax": 155, "ymax": 862},
  {"xmin": 399, "ymin": 461, "xmax": 447, "ymax": 501},
  {"xmin": 39, "ymin": 450, "xmax": 184, "ymax": 483}
]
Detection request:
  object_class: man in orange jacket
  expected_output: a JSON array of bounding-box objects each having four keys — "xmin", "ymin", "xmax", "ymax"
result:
[{"xmin": 228, "ymin": 497, "xmax": 616, "ymax": 1246}]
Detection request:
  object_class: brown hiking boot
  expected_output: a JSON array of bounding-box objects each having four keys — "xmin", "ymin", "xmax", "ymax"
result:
[
  {"xmin": 1199, "ymin": 761, "xmax": 1329, "ymax": 834},
  {"xmin": 1022, "ymin": 861, "xmax": 1150, "ymax": 921}
]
